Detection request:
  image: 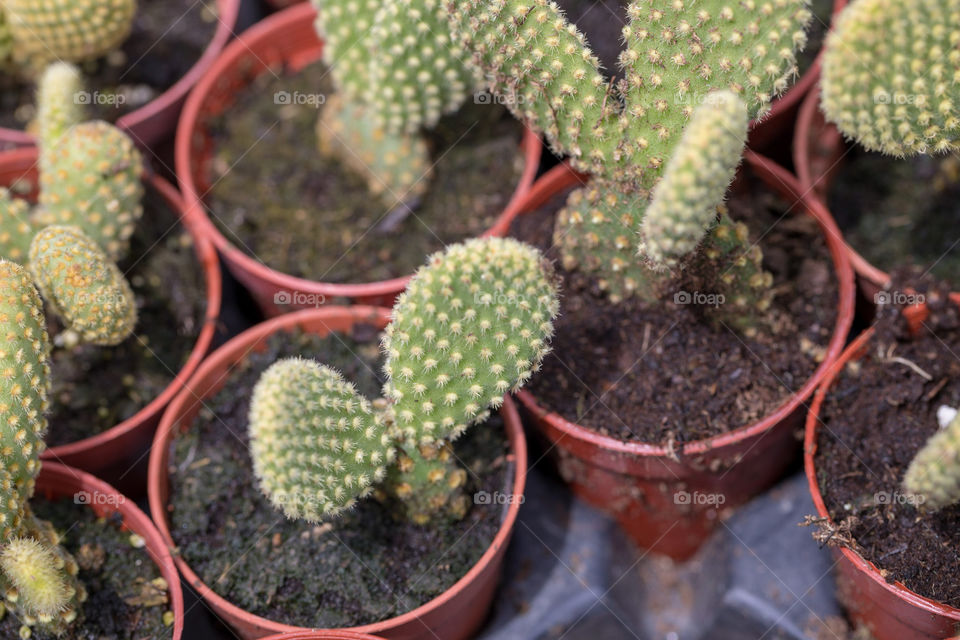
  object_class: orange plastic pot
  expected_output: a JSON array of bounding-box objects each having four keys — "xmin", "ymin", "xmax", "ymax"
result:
[
  {"xmin": 804, "ymin": 326, "xmax": 960, "ymax": 639},
  {"xmin": 0, "ymin": 0, "xmax": 239, "ymax": 151},
  {"xmin": 0, "ymin": 147, "xmax": 222, "ymax": 491},
  {"xmin": 514, "ymin": 152, "xmax": 855, "ymax": 560},
  {"xmin": 148, "ymin": 306, "xmax": 529, "ymax": 640},
  {"xmin": 175, "ymin": 3, "xmax": 542, "ymax": 317},
  {"xmin": 35, "ymin": 462, "xmax": 185, "ymax": 639}
]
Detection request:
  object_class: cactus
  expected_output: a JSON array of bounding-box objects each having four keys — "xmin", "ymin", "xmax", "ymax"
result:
[
  {"xmin": 821, "ymin": 0, "xmax": 960, "ymax": 157},
  {"xmin": 28, "ymin": 225, "xmax": 137, "ymax": 347},
  {"xmin": 2, "ymin": 0, "xmax": 136, "ymax": 70},
  {"xmin": 447, "ymin": 0, "xmax": 811, "ymax": 325},
  {"xmin": 0, "ymin": 260, "xmax": 85, "ymax": 635},
  {"xmin": 0, "ymin": 189, "xmax": 35, "ymax": 264},
  {"xmin": 250, "ymin": 237, "xmax": 559, "ymax": 524},
  {"xmin": 904, "ymin": 412, "xmax": 960, "ymax": 510},
  {"xmin": 36, "ymin": 62, "xmax": 86, "ymax": 168}
]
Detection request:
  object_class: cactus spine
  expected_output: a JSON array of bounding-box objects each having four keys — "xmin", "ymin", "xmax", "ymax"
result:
[
  {"xmin": 821, "ymin": 0, "xmax": 960, "ymax": 157},
  {"xmin": 904, "ymin": 412, "xmax": 960, "ymax": 510},
  {"xmin": 250, "ymin": 237, "xmax": 559, "ymax": 524},
  {"xmin": 0, "ymin": 261, "xmax": 85, "ymax": 635}
]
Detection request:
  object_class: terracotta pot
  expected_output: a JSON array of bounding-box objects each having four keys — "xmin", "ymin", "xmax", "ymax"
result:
[
  {"xmin": 175, "ymin": 3, "xmax": 542, "ymax": 317},
  {"xmin": 34, "ymin": 462, "xmax": 185, "ymax": 639},
  {"xmin": 0, "ymin": 0, "xmax": 239, "ymax": 151},
  {"xmin": 804, "ymin": 328, "xmax": 960, "ymax": 639},
  {"xmin": 148, "ymin": 306, "xmax": 529, "ymax": 640},
  {"xmin": 513, "ymin": 152, "xmax": 856, "ymax": 560},
  {"xmin": 0, "ymin": 147, "xmax": 222, "ymax": 491},
  {"xmin": 746, "ymin": 0, "xmax": 847, "ymax": 153},
  {"xmin": 261, "ymin": 633, "xmax": 384, "ymax": 640},
  {"xmin": 793, "ymin": 84, "xmax": 890, "ymax": 302}
]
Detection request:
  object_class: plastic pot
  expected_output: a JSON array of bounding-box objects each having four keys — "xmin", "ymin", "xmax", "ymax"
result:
[
  {"xmin": 0, "ymin": 0, "xmax": 239, "ymax": 151},
  {"xmin": 175, "ymin": 3, "xmax": 542, "ymax": 317},
  {"xmin": 148, "ymin": 306, "xmax": 529, "ymax": 640},
  {"xmin": 514, "ymin": 152, "xmax": 856, "ymax": 561},
  {"xmin": 261, "ymin": 633, "xmax": 384, "ymax": 640},
  {"xmin": 804, "ymin": 328, "xmax": 960, "ymax": 639},
  {"xmin": 0, "ymin": 147, "xmax": 222, "ymax": 491},
  {"xmin": 35, "ymin": 462, "xmax": 185, "ymax": 639}
]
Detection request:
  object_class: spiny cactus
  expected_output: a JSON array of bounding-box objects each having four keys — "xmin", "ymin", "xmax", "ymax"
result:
[
  {"xmin": 2, "ymin": 0, "xmax": 136, "ymax": 70},
  {"xmin": 903, "ymin": 412, "xmax": 960, "ymax": 510},
  {"xmin": 36, "ymin": 62, "xmax": 86, "ymax": 169},
  {"xmin": 448, "ymin": 0, "xmax": 810, "ymax": 323},
  {"xmin": 0, "ymin": 189, "xmax": 35, "ymax": 264},
  {"xmin": 821, "ymin": 0, "xmax": 960, "ymax": 157},
  {"xmin": 0, "ymin": 260, "xmax": 85, "ymax": 635},
  {"xmin": 29, "ymin": 225, "xmax": 137, "ymax": 347},
  {"xmin": 250, "ymin": 237, "xmax": 559, "ymax": 524}
]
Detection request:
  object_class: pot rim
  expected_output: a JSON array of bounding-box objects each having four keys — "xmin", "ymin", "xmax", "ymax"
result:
[
  {"xmin": 147, "ymin": 305, "xmax": 529, "ymax": 635},
  {"xmin": 0, "ymin": 146, "xmax": 223, "ymax": 464},
  {"xmin": 515, "ymin": 152, "xmax": 856, "ymax": 459},
  {"xmin": 0, "ymin": 0, "xmax": 240, "ymax": 149},
  {"xmin": 803, "ymin": 328, "xmax": 960, "ymax": 621},
  {"xmin": 174, "ymin": 2, "xmax": 542, "ymax": 301}
]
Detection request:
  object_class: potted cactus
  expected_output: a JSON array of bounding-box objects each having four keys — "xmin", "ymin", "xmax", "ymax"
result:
[
  {"xmin": 0, "ymin": 261, "xmax": 183, "ymax": 638},
  {"xmin": 0, "ymin": 0, "xmax": 239, "ymax": 149},
  {"xmin": 448, "ymin": 0, "xmax": 855, "ymax": 559},
  {"xmin": 175, "ymin": 2, "xmax": 541, "ymax": 315},
  {"xmin": 0, "ymin": 63, "xmax": 220, "ymax": 485},
  {"xmin": 794, "ymin": 0, "xmax": 960, "ymax": 294},
  {"xmin": 149, "ymin": 237, "xmax": 558, "ymax": 639}
]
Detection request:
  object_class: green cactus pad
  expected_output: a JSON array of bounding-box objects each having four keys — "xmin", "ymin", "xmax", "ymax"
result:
[
  {"xmin": 312, "ymin": 0, "xmax": 381, "ymax": 104},
  {"xmin": 642, "ymin": 91, "xmax": 749, "ymax": 267},
  {"xmin": 385, "ymin": 441, "xmax": 469, "ymax": 525},
  {"xmin": 36, "ymin": 62, "xmax": 86, "ymax": 160},
  {"xmin": 904, "ymin": 412, "xmax": 960, "ymax": 510},
  {"xmin": 822, "ymin": 0, "xmax": 960, "ymax": 156},
  {"xmin": 4, "ymin": 0, "xmax": 136, "ymax": 67},
  {"xmin": 28, "ymin": 225, "xmax": 137, "ymax": 346},
  {"xmin": 35, "ymin": 120, "xmax": 143, "ymax": 262},
  {"xmin": 249, "ymin": 358, "xmax": 395, "ymax": 521},
  {"xmin": 0, "ymin": 538, "xmax": 71, "ymax": 616},
  {"xmin": 0, "ymin": 190, "xmax": 36, "ymax": 264},
  {"xmin": 383, "ymin": 236, "xmax": 560, "ymax": 446}
]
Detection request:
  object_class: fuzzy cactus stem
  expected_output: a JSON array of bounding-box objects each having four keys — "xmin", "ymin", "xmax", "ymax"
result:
[{"xmin": 904, "ymin": 412, "xmax": 960, "ymax": 510}]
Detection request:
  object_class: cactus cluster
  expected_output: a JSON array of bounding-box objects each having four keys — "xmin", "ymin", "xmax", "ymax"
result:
[
  {"xmin": 0, "ymin": 261, "xmax": 86, "ymax": 636},
  {"xmin": 1, "ymin": 0, "xmax": 136, "ymax": 72},
  {"xmin": 250, "ymin": 237, "xmax": 559, "ymax": 524},
  {"xmin": 0, "ymin": 63, "xmax": 141, "ymax": 349},
  {"xmin": 446, "ymin": 0, "xmax": 810, "ymax": 322},
  {"xmin": 311, "ymin": 0, "xmax": 480, "ymax": 208},
  {"xmin": 903, "ymin": 412, "xmax": 960, "ymax": 511},
  {"xmin": 821, "ymin": 0, "xmax": 960, "ymax": 157}
]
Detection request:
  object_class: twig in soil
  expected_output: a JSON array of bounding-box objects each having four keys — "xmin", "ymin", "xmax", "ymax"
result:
[
  {"xmin": 882, "ymin": 344, "xmax": 933, "ymax": 381},
  {"xmin": 375, "ymin": 198, "xmax": 421, "ymax": 234},
  {"xmin": 924, "ymin": 377, "xmax": 950, "ymax": 402},
  {"xmin": 877, "ymin": 542, "xmax": 908, "ymax": 561},
  {"xmin": 641, "ymin": 322, "xmax": 651, "ymax": 352},
  {"xmin": 801, "ymin": 514, "xmax": 860, "ymax": 551}
]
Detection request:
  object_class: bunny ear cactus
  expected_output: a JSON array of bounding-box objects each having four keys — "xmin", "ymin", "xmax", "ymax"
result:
[
  {"xmin": 0, "ymin": 189, "xmax": 35, "ymax": 264},
  {"xmin": 821, "ymin": 0, "xmax": 960, "ymax": 157},
  {"xmin": 903, "ymin": 412, "xmax": 960, "ymax": 510},
  {"xmin": 36, "ymin": 62, "xmax": 86, "ymax": 165},
  {"xmin": 0, "ymin": 261, "xmax": 86, "ymax": 635},
  {"xmin": 250, "ymin": 237, "xmax": 559, "ymax": 525}
]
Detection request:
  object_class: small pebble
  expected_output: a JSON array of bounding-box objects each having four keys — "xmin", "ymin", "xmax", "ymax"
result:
[{"xmin": 129, "ymin": 534, "xmax": 146, "ymax": 549}]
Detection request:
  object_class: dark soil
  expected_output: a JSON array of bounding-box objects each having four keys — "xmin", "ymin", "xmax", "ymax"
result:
[
  {"xmin": 828, "ymin": 151, "xmax": 960, "ymax": 282},
  {"xmin": 0, "ymin": 0, "xmax": 218, "ymax": 133},
  {"xmin": 44, "ymin": 187, "xmax": 207, "ymax": 446},
  {"xmin": 203, "ymin": 62, "xmax": 526, "ymax": 284},
  {"xmin": 509, "ymin": 166, "xmax": 838, "ymax": 443},
  {"xmin": 167, "ymin": 328, "xmax": 513, "ymax": 627},
  {"xmin": 815, "ymin": 273, "xmax": 960, "ymax": 607},
  {"xmin": 0, "ymin": 497, "xmax": 172, "ymax": 639}
]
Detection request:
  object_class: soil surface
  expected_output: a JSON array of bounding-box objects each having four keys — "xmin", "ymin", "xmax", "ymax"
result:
[
  {"xmin": 815, "ymin": 273, "xmax": 960, "ymax": 607},
  {"xmin": 0, "ymin": 0, "xmax": 218, "ymax": 134},
  {"xmin": 44, "ymin": 187, "xmax": 207, "ymax": 446},
  {"xmin": 829, "ymin": 151, "xmax": 960, "ymax": 282},
  {"xmin": 0, "ymin": 497, "xmax": 172, "ymax": 639},
  {"xmin": 509, "ymin": 166, "xmax": 838, "ymax": 443},
  {"xmin": 204, "ymin": 62, "xmax": 526, "ymax": 285},
  {"xmin": 168, "ymin": 327, "xmax": 513, "ymax": 627}
]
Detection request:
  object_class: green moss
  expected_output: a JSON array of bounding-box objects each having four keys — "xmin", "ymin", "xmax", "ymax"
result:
[
  {"xmin": 169, "ymin": 328, "xmax": 511, "ymax": 627},
  {"xmin": 204, "ymin": 61, "xmax": 526, "ymax": 283}
]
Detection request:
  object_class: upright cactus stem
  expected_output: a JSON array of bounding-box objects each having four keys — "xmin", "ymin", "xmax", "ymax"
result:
[
  {"xmin": 250, "ymin": 237, "xmax": 559, "ymax": 525},
  {"xmin": 36, "ymin": 62, "xmax": 86, "ymax": 166},
  {"xmin": 822, "ymin": 0, "xmax": 960, "ymax": 157},
  {"xmin": 904, "ymin": 412, "xmax": 960, "ymax": 511}
]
